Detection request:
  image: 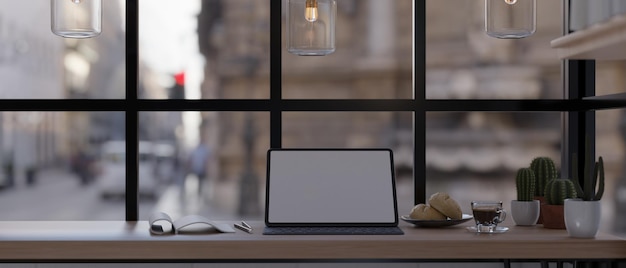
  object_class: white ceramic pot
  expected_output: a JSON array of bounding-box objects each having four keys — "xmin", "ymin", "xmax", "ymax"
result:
[
  {"xmin": 511, "ymin": 200, "xmax": 540, "ymax": 226},
  {"xmin": 564, "ymin": 199, "xmax": 601, "ymax": 238}
]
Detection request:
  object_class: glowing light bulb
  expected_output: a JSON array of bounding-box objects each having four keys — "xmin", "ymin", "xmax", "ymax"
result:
[
  {"xmin": 72, "ymin": 0, "xmax": 81, "ymax": 4},
  {"xmin": 504, "ymin": 0, "xmax": 517, "ymax": 4},
  {"xmin": 305, "ymin": 0, "xmax": 318, "ymax": 22},
  {"xmin": 287, "ymin": 0, "xmax": 336, "ymax": 56}
]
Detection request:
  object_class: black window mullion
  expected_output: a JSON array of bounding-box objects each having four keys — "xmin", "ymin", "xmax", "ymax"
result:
[
  {"xmin": 126, "ymin": 0, "xmax": 139, "ymax": 221},
  {"xmin": 270, "ymin": 0, "xmax": 282, "ymax": 149},
  {"xmin": 415, "ymin": 0, "xmax": 426, "ymax": 205},
  {"xmin": 0, "ymin": 100, "xmax": 127, "ymax": 111},
  {"xmin": 564, "ymin": 59, "xmax": 595, "ymax": 183}
]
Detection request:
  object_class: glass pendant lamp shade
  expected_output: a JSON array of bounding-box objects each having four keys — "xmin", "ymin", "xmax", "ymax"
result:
[
  {"xmin": 287, "ymin": 0, "xmax": 336, "ymax": 56},
  {"xmin": 51, "ymin": 0, "xmax": 102, "ymax": 38},
  {"xmin": 485, "ymin": 0, "xmax": 536, "ymax": 39}
]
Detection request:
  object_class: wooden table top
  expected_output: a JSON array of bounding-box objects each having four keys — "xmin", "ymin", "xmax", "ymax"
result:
[{"xmin": 0, "ymin": 220, "xmax": 624, "ymax": 261}]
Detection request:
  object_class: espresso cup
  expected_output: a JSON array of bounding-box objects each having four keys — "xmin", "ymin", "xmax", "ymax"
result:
[{"xmin": 471, "ymin": 201, "xmax": 507, "ymax": 233}]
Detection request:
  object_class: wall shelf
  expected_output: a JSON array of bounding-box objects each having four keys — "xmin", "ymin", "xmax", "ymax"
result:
[{"xmin": 551, "ymin": 14, "xmax": 626, "ymax": 60}]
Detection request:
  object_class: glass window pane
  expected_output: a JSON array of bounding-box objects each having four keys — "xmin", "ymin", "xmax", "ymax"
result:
[
  {"xmin": 139, "ymin": 112, "xmax": 269, "ymax": 221},
  {"xmin": 424, "ymin": 112, "xmax": 561, "ymax": 220},
  {"xmin": 283, "ymin": 0, "xmax": 413, "ymax": 99},
  {"xmin": 0, "ymin": 1, "xmax": 125, "ymax": 99},
  {"xmin": 596, "ymin": 61, "xmax": 626, "ymax": 95},
  {"xmin": 597, "ymin": 109, "xmax": 626, "ymax": 237},
  {"xmin": 139, "ymin": 0, "xmax": 270, "ymax": 100},
  {"xmin": 426, "ymin": 0, "xmax": 562, "ymax": 100},
  {"xmin": 0, "ymin": 112, "xmax": 126, "ymax": 220},
  {"xmin": 283, "ymin": 112, "xmax": 414, "ymax": 212}
]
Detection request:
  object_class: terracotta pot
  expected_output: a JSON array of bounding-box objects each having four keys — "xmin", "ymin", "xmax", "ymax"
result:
[
  {"xmin": 534, "ymin": 196, "xmax": 546, "ymax": 224},
  {"xmin": 541, "ymin": 204, "xmax": 566, "ymax": 229}
]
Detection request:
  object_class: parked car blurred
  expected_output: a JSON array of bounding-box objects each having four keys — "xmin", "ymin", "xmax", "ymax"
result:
[
  {"xmin": 152, "ymin": 141, "xmax": 178, "ymax": 183},
  {"xmin": 96, "ymin": 141, "xmax": 158, "ymax": 200}
]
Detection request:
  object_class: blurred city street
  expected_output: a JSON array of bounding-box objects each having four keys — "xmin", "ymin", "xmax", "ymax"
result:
[
  {"xmin": 0, "ymin": 166, "xmax": 252, "ymax": 221},
  {"xmin": 0, "ymin": 166, "xmax": 620, "ymax": 238},
  {"xmin": 0, "ymin": 168, "xmax": 155, "ymax": 220},
  {"xmin": 0, "ymin": 167, "xmax": 424, "ymax": 222}
]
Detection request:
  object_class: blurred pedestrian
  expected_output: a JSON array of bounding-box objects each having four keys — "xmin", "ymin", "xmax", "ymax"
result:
[
  {"xmin": 25, "ymin": 165, "xmax": 38, "ymax": 186},
  {"xmin": 188, "ymin": 142, "xmax": 211, "ymax": 195},
  {"xmin": 71, "ymin": 148, "xmax": 95, "ymax": 185}
]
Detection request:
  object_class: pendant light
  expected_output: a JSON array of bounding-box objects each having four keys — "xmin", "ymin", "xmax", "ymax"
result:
[
  {"xmin": 51, "ymin": 0, "xmax": 102, "ymax": 38},
  {"xmin": 485, "ymin": 0, "xmax": 536, "ymax": 39},
  {"xmin": 287, "ymin": 0, "xmax": 336, "ymax": 56}
]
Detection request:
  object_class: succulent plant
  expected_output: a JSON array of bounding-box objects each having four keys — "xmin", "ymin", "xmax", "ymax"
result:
[
  {"xmin": 571, "ymin": 151, "xmax": 605, "ymax": 201},
  {"xmin": 530, "ymin": 157, "xmax": 557, "ymax": 197},
  {"xmin": 515, "ymin": 168, "xmax": 536, "ymax": 202},
  {"xmin": 544, "ymin": 178, "xmax": 577, "ymax": 205}
]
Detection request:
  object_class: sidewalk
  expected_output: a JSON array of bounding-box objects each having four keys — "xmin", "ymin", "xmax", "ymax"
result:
[{"xmin": 153, "ymin": 174, "xmax": 250, "ymax": 221}]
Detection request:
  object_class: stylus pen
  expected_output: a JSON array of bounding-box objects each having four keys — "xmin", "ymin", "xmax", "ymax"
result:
[{"xmin": 234, "ymin": 223, "xmax": 253, "ymax": 234}]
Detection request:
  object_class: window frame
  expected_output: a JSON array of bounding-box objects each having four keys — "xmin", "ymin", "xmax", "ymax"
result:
[{"xmin": 8, "ymin": 0, "xmax": 617, "ymax": 221}]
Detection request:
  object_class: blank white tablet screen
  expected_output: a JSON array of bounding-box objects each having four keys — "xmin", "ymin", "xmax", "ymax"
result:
[{"xmin": 267, "ymin": 150, "xmax": 397, "ymax": 223}]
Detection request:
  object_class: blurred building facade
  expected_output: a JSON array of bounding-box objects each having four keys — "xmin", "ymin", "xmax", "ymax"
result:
[
  {"xmin": 0, "ymin": 1, "xmax": 65, "ymax": 187},
  {"xmin": 0, "ymin": 0, "xmax": 127, "ymax": 188},
  {"xmin": 195, "ymin": 0, "xmax": 567, "ymax": 179}
]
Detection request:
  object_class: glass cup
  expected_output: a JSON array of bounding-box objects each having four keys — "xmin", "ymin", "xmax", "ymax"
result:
[{"xmin": 471, "ymin": 201, "xmax": 507, "ymax": 233}]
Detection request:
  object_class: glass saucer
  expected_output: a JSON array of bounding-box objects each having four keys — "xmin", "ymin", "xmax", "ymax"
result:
[{"xmin": 466, "ymin": 226, "xmax": 509, "ymax": 234}]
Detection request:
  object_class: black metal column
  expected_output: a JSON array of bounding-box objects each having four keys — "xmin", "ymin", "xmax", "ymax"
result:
[
  {"xmin": 270, "ymin": 0, "xmax": 282, "ymax": 149},
  {"xmin": 125, "ymin": 0, "xmax": 139, "ymax": 221},
  {"xmin": 563, "ymin": 0, "xmax": 595, "ymax": 182},
  {"xmin": 415, "ymin": 0, "xmax": 426, "ymax": 205}
]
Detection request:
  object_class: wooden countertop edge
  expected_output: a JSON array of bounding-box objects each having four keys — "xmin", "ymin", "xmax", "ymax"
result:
[
  {"xmin": 0, "ymin": 239, "xmax": 624, "ymax": 260},
  {"xmin": 0, "ymin": 221, "xmax": 623, "ymax": 261}
]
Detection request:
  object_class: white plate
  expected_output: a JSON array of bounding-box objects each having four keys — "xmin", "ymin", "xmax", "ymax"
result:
[
  {"xmin": 400, "ymin": 214, "xmax": 473, "ymax": 228},
  {"xmin": 466, "ymin": 226, "xmax": 509, "ymax": 234}
]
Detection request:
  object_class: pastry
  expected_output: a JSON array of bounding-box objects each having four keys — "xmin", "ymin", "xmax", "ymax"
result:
[
  {"xmin": 428, "ymin": 192, "xmax": 463, "ymax": 220},
  {"xmin": 409, "ymin": 203, "xmax": 447, "ymax": 220}
]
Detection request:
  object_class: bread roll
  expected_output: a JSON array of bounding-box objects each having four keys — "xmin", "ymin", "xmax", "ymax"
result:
[
  {"xmin": 428, "ymin": 192, "xmax": 463, "ymax": 220},
  {"xmin": 409, "ymin": 204, "xmax": 447, "ymax": 220}
]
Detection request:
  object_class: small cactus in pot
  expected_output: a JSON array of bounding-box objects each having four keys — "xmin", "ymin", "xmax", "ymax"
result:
[
  {"xmin": 529, "ymin": 157, "xmax": 557, "ymax": 198},
  {"xmin": 511, "ymin": 168, "xmax": 540, "ymax": 225},
  {"xmin": 544, "ymin": 179, "xmax": 577, "ymax": 206},
  {"xmin": 571, "ymin": 153, "xmax": 604, "ymax": 202},
  {"xmin": 515, "ymin": 168, "xmax": 536, "ymax": 201},
  {"xmin": 529, "ymin": 156, "xmax": 557, "ymax": 224},
  {"xmin": 565, "ymin": 140, "xmax": 605, "ymax": 238},
  {"xmin": 541, "ymin": 178, "xmax": 577, "ymax": 229}
]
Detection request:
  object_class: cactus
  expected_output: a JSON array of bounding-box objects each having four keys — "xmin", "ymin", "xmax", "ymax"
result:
[
  {"xmin": 571, "ymin": 149, "xmax": 605, "ymax": 201},
  {"xmin": 530, "ymin": 157, "xmax": 557, "ymax": 197},
  {"xmin": 515, "ymin": 168, "xmax": 536, "ymax": 201},
  {"xmin": 544, "ymin": 178, "xmax": 577, "ymax": 205}
]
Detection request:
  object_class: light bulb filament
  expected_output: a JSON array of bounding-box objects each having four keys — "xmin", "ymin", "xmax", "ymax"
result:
[
  {"xmin": 504, "ymin": 0, "xmax": 517, "ymax": 5},
  {"xmin": 305, "ymin": 0, "xmax": 318, "ymax": 22}
]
